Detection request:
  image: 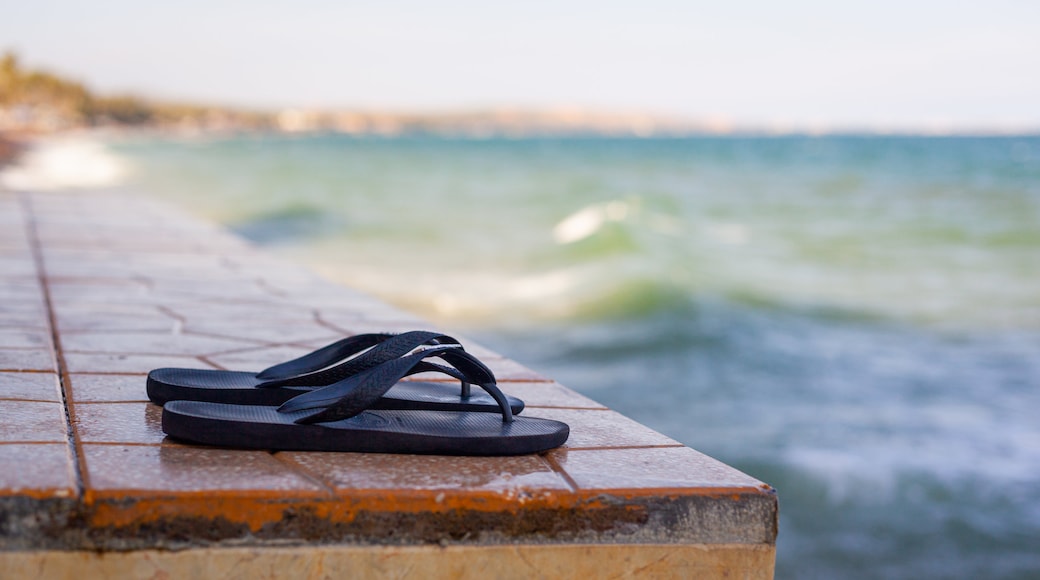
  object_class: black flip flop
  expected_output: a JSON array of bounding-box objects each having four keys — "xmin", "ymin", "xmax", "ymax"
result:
[
  {"xmin": 147, "ymin": 330, "xmax": 525, "ymax": 414},
  {"xmin": 162, "ymin": 346, "xmax": 567, "ymax": 456}
]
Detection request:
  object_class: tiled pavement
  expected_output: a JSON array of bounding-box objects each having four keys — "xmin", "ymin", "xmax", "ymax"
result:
[{"xmin": 0, "ymin": 189, "xmax": 776, "ymax": 576}]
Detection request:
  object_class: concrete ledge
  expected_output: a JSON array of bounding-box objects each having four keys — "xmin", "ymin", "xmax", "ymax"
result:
[{"xmin": 1, "ymin": 189, "xmax": 776, "ymax": 577}]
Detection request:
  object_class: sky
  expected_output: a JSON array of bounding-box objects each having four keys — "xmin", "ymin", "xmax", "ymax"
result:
[{"xmin": 3, "ymin": 0, "xmax": 1039, "ymax": 131}]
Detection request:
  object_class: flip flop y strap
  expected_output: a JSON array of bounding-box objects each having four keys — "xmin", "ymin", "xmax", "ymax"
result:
[
  {"xmin": 278, "ymin": 345, "xmax": 513, "ymax": 425},
  {"xmin": 255, "ymin": 332, "xmax": 393, "ymax": 381},
  {"xmin": 256, "ymin": 330, "xmax": 465, "ymax": 388}
]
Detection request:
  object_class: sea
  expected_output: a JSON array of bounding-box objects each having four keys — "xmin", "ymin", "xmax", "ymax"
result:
[{"xmin": 7, "ymin": 132, "xmax": 1039, "ymax": 579}]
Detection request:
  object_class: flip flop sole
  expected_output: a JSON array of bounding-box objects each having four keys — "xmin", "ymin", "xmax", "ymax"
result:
[
  {"xmin": 162, "ymin": 401, "xmax": 567, "ymax": 456},
  {"xmin": 147, "ymin": 368, "xmax": 525, "ymax": 414}
]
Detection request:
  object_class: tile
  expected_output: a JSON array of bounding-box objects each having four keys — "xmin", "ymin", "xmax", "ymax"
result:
[
  {"xmin": 0, "ymin": 348, "xmax": 56, "ymax": 372},
  {"xmin": 151, "ymin": 283, "xmax": 287, "ymax": 305},
  {"xmin": 200, "ymin": 314, "xmax": 309, "ymax": 340},
  {"xmin": 74, "ymin": 403, "xmax": 164, "ymax": 444},
  {"xmin": 38, "ymin": 229, "xmax": 245, "ymax": 254},
  {"xmin": 496, "ymin": 382, "xmax": 607, "ymax": 410},
  {"xmin": 0, "ymin": 400, "xmax": 67, "ymax": 443},
  {"xmin": 0, "ymin": 443, "xmax": 76, "ymax": 497},
  {"xmin": 42, "ymin": 249, "xmax": 235, "ymax": 279},
  {"xmin": 0, "ymin": 257, "xmax": 36, "ymax": 277},
  {"xmin": 82, "ymin": 444, "xmax": 326, "ymax": 494},
  {"xmin": 0, "ymin": 328, "xmax": 52, "ymax": 349},
  {"xmin": 59, "ymin": 331, "xmax": 261, "ymax": 356},
  {"xmin": 0, "ymin": 234, "xmax": 29, "ymax": 249},
  {"xmin": 524, "ymin": 408, "xmax": 683, "ymax": 449},
  {"xmin": 549, "ymin": 447, "xmax": 766, "ymax": 491},
  {"xmin": 69, "ymin": 374, "xmax": 148, "ymax": 402},
  {"xmin": 0, "ymin": 372, "xmax": 62, "ymax": 402},
  {"xmin": 204, "ymin": 345, "xmax": 316, "ymax": 371},
  {"xmin": 0, "ymin": 279, "xmax": 43, "ymax": 302},
  {"xmin": 352, "ymin": 318, "xmax": 452, "ymax": 332},
  {"xmin": 0, "ymin": 300, "xmax": 48, "ymax": 328},
  {"xmin": 57, "ymin": 315, "xmax": 180, "ymax": 334},
  {"xmin": 162, "ymin": 296, "xmax": 303, "ymax": 314},
  {"xmin": 327, "ymin": 315, "xmax": 445, "ymax": 336},
  {"xmin": 481, "ymin": 357, "xmax": 552, "ymax": 382},
  {"xmin": 62, "ymin": 352, "xmax": 209, "ymax": 374},
  {"xmin": 282, "ymin": 452, "xmax": 571, "ymax": 495},
  {"xmin": 54, "ymin": 305, "xmax": 178, "ymax": 333},
  {"xmin": 47, "ymin": 279, "xmax": 153, "ymax": 305},
  {"xmin": 182, "ymin": 323, "xmax": 341, "ymax": 345}
]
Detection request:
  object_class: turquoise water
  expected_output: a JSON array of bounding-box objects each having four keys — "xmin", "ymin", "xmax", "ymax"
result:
[{"xmin": 112, "ymin": 134, "xmax": 1040, "ymax": 579}]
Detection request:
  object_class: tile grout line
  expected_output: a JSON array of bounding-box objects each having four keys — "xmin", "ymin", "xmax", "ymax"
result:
[
  {"xmin": 270, "ymin": 452, "xmax": 338, "ymax": 495},
  {"xmin": 0, "ymin": 397, "xmax": 64, "ymax": 404},
  {"xmin": 0, "ymin": 440, "xmax": 75, "ymax": 446},
  {"xmin": 540, "ymin": 452, "xmax": 579, "ymax": 492},
  {"xmin": 20, "ymin": 192, "xmax": 90, "ymax": 501}
]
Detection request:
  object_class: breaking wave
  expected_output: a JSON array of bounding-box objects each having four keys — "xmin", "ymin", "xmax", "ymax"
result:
[{"xmin": 1, "ymin": 135, "xmax": 129, "ymax": 191}]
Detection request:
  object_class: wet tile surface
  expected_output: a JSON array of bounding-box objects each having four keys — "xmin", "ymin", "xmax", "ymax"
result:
[
  {"xmin": 54, "ymin": 305, "xmax": 179, "ymax": 333},
  {"xmin": 204, "ymin": 345, "xmax": 319, "ymax": 370},
  {"xmin": 82, "ymin": 444, "xmax": 326, "ymax": 494},
  {"xmin": 0, "ymin": 371, "xmax": 62, "ymax": 402},
  {"xmin": 0, "ymin": 300, "xmax": 49, "ymax": 329},
  {"xmin": 282, "ymin": 452, "xmax": 571, "ymax": 495},
  {"xmin": 68, "ymin": 374, "xmax": 149, "ymax": 402},
  {"xmin": 73, "ymin": 402, "xmax": 165, "ymax": 444},
  {"xmin": 524, "ymin": 408, "xmax": 685, "ymax": 449},
  {"xmin": 499, "ymin": 381, "xmax": 608, "ymax": 409},
  {"xmin": 549, "ymin": 446, "xmax": 766, "ymax": 491},
  {"xmin": 1, "ymin": 190, "xmax": 775, "ymax": 554},
  {"xmin": 0, "ymin": 328, "xmax": 52, "ymax": 349},
  {"xmin": 62, "ymin": 352, "xmax": 210, "ymax": 374},
  {"xmin": 0, "ymin": 348, "xmax": 57, "ymax": 372},
  {"xmin": 0, "ymin": 400, "xmax": 68, "ymax": 443},
  {"xmin": 181, "ymin": 323, "xmax": 341, "ymax": 345},
  {"xmin": 0, "ymin": 443, "xmax": 76, "ymax": 497},
  {"xmin": 60, "ymin": 331, "xmax": 262, "ymax": 356}
]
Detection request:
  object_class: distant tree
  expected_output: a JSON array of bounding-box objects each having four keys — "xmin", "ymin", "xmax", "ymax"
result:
[
  {"xmin": 1, "ymin": 50, "xmax": 275, "ymax": 131},
  {"xmin": 84, "ymin": 95, "xmax": 154, "ymax": 125}
]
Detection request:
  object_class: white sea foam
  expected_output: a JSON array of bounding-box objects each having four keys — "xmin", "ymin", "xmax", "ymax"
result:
[
  {"xmin": 552, "ymin": 200, "xmax": 631, "ymax": 244},
  {"xmin": 784, "ymin": 403, "xmax": 1040, "ymax": 505},
  {"xmin": 705, "ymin": 222, "xmax": 750, "ymax": 245},
  {"xmin": 1, "ymin": 136, "xmax": 129, "ymax": 191}
]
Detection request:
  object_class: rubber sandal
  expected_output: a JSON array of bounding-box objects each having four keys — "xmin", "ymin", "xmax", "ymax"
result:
[
  {"xmin": 146, "ymin": 330, "xmax": 525, "ymax": 414},
  {"xmin": 162, "ymin": 346, "xmax": 567, "ymax": 456}
]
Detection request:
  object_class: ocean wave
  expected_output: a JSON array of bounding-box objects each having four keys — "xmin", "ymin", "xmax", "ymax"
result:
[
  {"xmin": 229, "ymin": 204, "xmax": 344, "ymax": 245},
  {"xmin": 552, "ymin": 198, "xmax": 682, "ymax": 249},
  {"xmin": 553, "ymin": 200, "xmax": 632, "ymax": 244},
  {"xmin": 0, "ymin": 136, "xmax": 129, "ymax": 191}
]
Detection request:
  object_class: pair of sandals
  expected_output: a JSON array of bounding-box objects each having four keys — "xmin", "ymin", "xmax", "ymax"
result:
[{"xmin": 149, "ymin": 331, "xmax": 569, "ymax": 456}]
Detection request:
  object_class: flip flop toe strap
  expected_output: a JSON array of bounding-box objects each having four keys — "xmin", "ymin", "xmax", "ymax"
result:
[
  {"xmin": 406, "ymin": 361, "xmax": 472, "ymax": 396},
  {"xmin": 278, "ymin": 345, "xmax": 513, "ymax": 425}
]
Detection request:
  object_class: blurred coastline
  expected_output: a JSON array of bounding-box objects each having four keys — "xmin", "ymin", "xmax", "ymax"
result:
[{"xmin": 5, "ymin": 50, "xmax": 1035, "ymax": 146}]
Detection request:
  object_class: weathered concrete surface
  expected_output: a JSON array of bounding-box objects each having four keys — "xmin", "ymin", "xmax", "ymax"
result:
[{"xmin": 2, "ymin": 544, "xmax": 776, "ymax": 579}]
